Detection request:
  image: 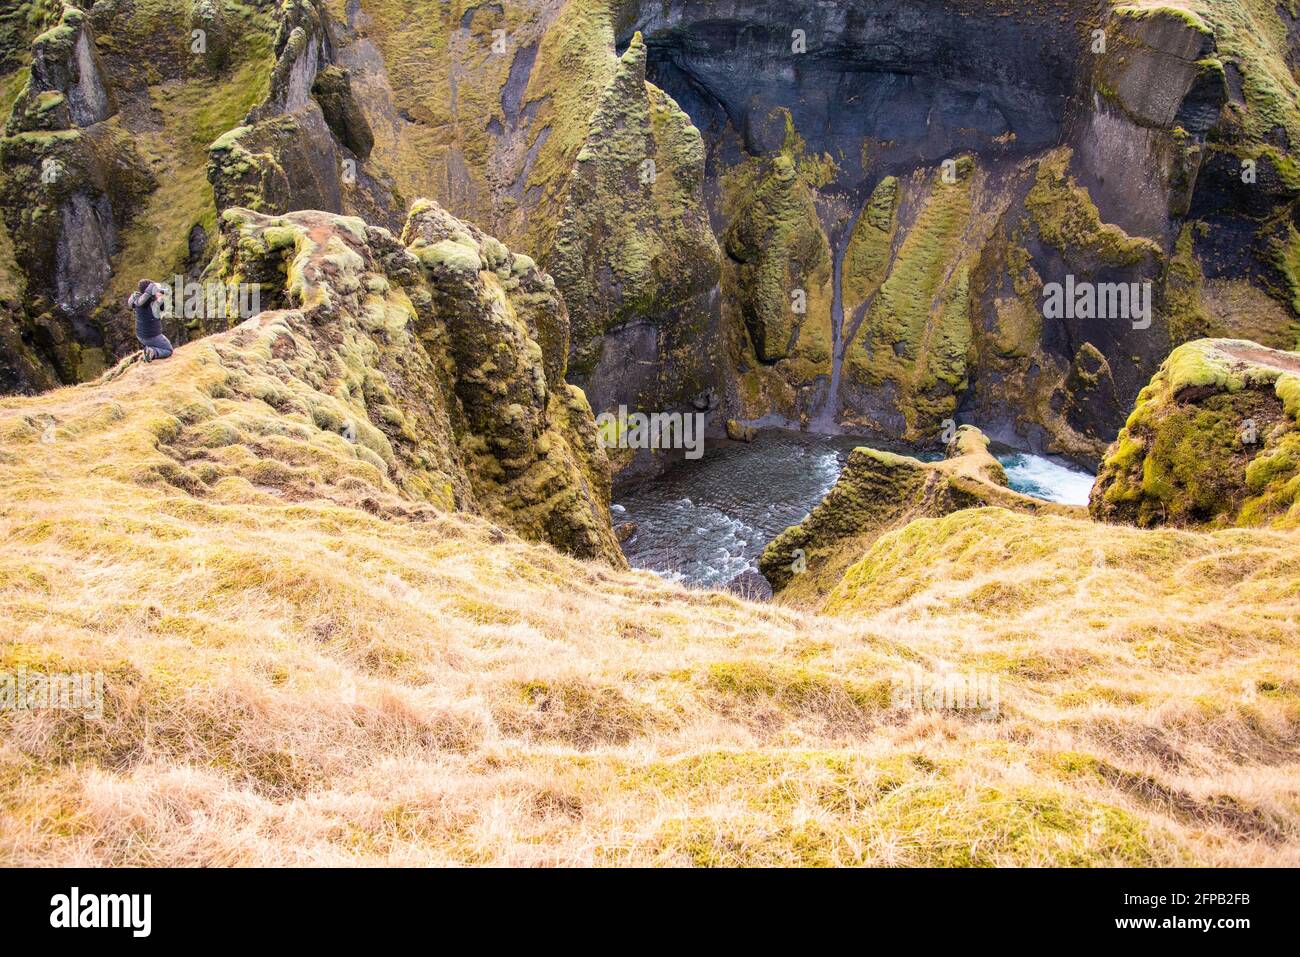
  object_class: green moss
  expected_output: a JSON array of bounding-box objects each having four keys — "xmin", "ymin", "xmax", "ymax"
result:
[
  {"xmin": 844, "ymin": 163, "xmax": 976, "ymax": 438},
  {"xmin": 984, "ymin": 235, "xmax": 1043, "ymax": 359},
  {"xmin": 30, "ymin": 9, "xmax": 79, "ymax": 55},
  {"xmin": 0, "ymin": 1, "xmax": 60, "ymax": 73},
  {"xmin": 0, "ymin": 67, "xmax": 29, "ymax": 123},
  {"xmin": 1113, "ymin": 4, "xmax": 1212, "ymax": 35},
  {"xmin": 1025, "ymin": 150, "xmax": 1160, "ymax": 266},
  {"xmin": 778, "ymin": 108, "xmax": 838, "ymax": 189},
  {"xmin": 548, "ymin": 32, "xmax": 720, "ymax": 383},
  {"xmin": 1270, "ymin": 224, "xmax": 1300, "ymax": 316},
  {"xmin": 412, "ymin": 238, "xmax": 483, "ymax": 275},
  {"xmin": 1164, "ymin": 224, "xmax": 1215, "ymax": 344},
  {"xmin": 651, "ymin": 778, "xmax": 1170, "ymax": 867},
  {"xmin": 705, "ymin": 661, "xmax": 891, "ymax": 713},
  {"xmin": 723, "ymin": 145, "xmax": 831, "ymax": 367},
  {"xmin": 1175, "ymin": 0, "xmax": 1300, "ymax": 145},
  {"xmin": 1093, "ymin": 339, "xmax": 1300, "ymax": 528},
  {"xmin": 511, "ymin": 0, "xmax": 617, "ymax": 251},
  {"xmin": 260, "ymin": 224, "xmax": 301, "ymax": 252},
  {"xmin": 841, "ymin": 176, "xmax": 898, "ymax": 321}
]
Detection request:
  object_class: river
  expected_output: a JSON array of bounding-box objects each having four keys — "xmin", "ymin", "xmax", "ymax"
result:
[{"xmin": 614, "ymin": 429, "xmax": 1094, "ymax": 592}]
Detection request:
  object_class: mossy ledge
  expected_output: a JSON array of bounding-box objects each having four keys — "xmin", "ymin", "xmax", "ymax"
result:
[
  {"xmin": 1091, "ymin": 338, "xmax": 1300, "ymax": 529},
  {"xmin": 153, "ymin": 199, "xmax": 623, "ymax": 564},
  {"xmin": 760, "ymin": 425, "xmax": 1080, "ymax": 606}
]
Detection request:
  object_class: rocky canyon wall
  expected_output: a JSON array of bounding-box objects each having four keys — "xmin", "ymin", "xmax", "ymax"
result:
[{"xmin": 2, "ymin": 0, "xmax": 1299, "ymax": 471}]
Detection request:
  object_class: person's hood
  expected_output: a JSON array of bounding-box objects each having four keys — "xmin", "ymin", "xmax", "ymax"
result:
[{"xmin": 128, "ymin": 282, "xmax": 166, "ymax": 308}]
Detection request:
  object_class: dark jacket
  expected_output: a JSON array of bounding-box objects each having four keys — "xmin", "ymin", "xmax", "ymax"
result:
[{"xmin": 130, "ymin": 286, "xmax": 163, "ymax": 341}]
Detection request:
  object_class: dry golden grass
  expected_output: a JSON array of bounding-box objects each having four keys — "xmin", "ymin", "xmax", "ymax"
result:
[{"xmin": 0, "ymin": 328, "xmax": 1298, "ymax": 866}]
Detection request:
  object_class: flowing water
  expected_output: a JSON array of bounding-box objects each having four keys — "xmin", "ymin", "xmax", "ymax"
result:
[
  {"xmin": 615, "ymin": 429, "xmax": 1095, "ymax": 592},
  {"xmin": 814, "ymin": 205, "xmax": 864, "ymax": 432},
  {"xmin": 998, "ymin": 453, "xmax": 1095, "ymax": 506}
]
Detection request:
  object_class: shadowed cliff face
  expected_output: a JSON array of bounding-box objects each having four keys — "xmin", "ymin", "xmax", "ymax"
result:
[
  {"xmin": 632, "ymin": 0, "xmax": 1087, "ymax": 180},
  {"xmin": 620, "ymin": 0, "xmax": 1299, "ymax": 463},
  {"xmin": 621, "ymin": 0, "xmax": 1103, "ymax": 444}
]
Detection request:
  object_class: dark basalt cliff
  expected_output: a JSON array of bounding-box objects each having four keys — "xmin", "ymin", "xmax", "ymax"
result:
[
  {"xmin": 632, "ymin": 0, "xmax": 1300, "ymax": 462},
  {"xmin": 1, "ymin": 0, "xmax": 1299, "ymax": 472}
]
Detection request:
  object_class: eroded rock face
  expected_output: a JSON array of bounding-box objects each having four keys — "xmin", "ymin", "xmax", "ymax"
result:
[
  {"xmin": 203, "ymin": 202, "xmax": 624, "ymax": 563},
  {"xmin": 633, "ymin": 0, "xmax": 1300, "ymax": 458},
  {"xmin": 16, "ymin": 4, "xmax": 114, "ymax": 131},
  {"xmin": 0, "ymin": 297, "xmax": 57, "ymax": 394},
  {"xmin": 311, "ymin": 65, "xmax": 374, "ymax": 160},
  {"xmin": 722, "ymin": 137, "xmax": 834, "ymax": 425},
  {"xmin": 633, "ymin": 0, "xmax": 1084, "ymax": 174},
  {"xmin": 547, "ymin": 33, "xmax": 722, "ymax": 421},
  {"xmin": 0, "ymin": 3, "xmax": 152, "ymax": 384},
  {"xmin": 1075, "ymin": 5, "xmax": 1224, "ymax": 236},
  {"xmin": 208, "ymin": 0, "xmax": 398, "ymax": 231},
  {"xmin": 0, "ymin": 121, "xmax": 153, "ymax": 382},
  {"xmin": 1090, "ymin": 339, "xmax": 1300, "ymax": 529}
]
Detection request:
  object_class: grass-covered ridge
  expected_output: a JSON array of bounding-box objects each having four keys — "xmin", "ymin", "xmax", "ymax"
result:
[
  {"xmin": 1126, "ymin": 0, "xmax": 1300, "ymax": 144},
  {"xmin": 2, "ymin": 333, "xmax": 1298, "ymax": 864}
]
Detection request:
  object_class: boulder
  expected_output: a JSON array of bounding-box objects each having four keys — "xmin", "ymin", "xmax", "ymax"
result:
[
  {"xmin": 1091, "ymin": 339, "xmax": 1300, "ymax": 529},
  {"xmin": 725, "ymin": 419, "xmax": 756, "ymax": 442}
]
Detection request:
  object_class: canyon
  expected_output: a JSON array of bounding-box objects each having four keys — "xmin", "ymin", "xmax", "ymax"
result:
[
  {"xmin": 0, "ymin": 1, "xmax": 1299, "ymax": 867},
  {"xmin": 4, "ymin": 1, "xmax": 1299, "ymax": 470}
]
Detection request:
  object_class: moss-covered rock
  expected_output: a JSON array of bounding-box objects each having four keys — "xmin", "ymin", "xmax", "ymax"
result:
[
  {"xmin": 190, "ymin": 0, "xmax": 233, "ymax": 77},
  {"xmin": 841, "ymin": 161, "xmax": 976, "ymax": 440},
  {"xmin": 840, "ymin": 176, "xmax": 899, "ymax": 330},
  {"xmin": 1024, "ymin": 149, "xmax": 1163, "ymax": 269},
  {"xmin": 0, "ymin": 1, "xmax": 60, "ymax": 74},
  {"xmin": 725, "ymin": 152, "xmax": 827, "ymax": 364},
  {"xmin": 0, "ymin": 124, "xmax": 154, "ymax": 351},
  {"xmin": 548, "ymin": 33, "xmax": 721, "ymax": 418},
  {"xmin": 205, "ymin": 0, "xmax": 401, "ymax": 236},
  {"xmin": 957, "ymin": 146, "xmax": 1173, "ymax": 468},
  {"xmin": 206, "ymin": 201, "xmax": 623, "ymax": 563},
  {"xmin": 1094, "ymin": 5, "xmax": 1220, "ymax": 134},
  {"xmin": 1058, "ymin": 341, "xmax": 1125, "ymax": 446},
  {"xmin": 1091, "ymin": 338, "xmax": 1300, "ymax": 529},
  {"xmin": 720, "ymin": 114, "xmax": 835, "ymax": 423},
  {"xmin": 760, "ymin": 425, "xmax": 1077, "ymax": 606},
  {"xmin": 311, "ymin": 64, "xmax": 373, "ymax": 160},
  {"xmin": 0, "ymin": 295, "xmax": 58, "ymax": 393},
  {"xmin": 7, "ymin": 2, "xmax": 114, "ymax": 133}
]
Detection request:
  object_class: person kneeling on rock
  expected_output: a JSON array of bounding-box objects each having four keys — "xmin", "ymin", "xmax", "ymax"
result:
[{"xmin": 128, "ymin": 279, "xmax": 174, "ymax": 361}]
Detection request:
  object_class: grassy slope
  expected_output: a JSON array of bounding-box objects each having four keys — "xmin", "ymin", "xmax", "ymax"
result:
[{"xmin": 0, "ymin": 330, "xmax": 1297, "ymax": 865}]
